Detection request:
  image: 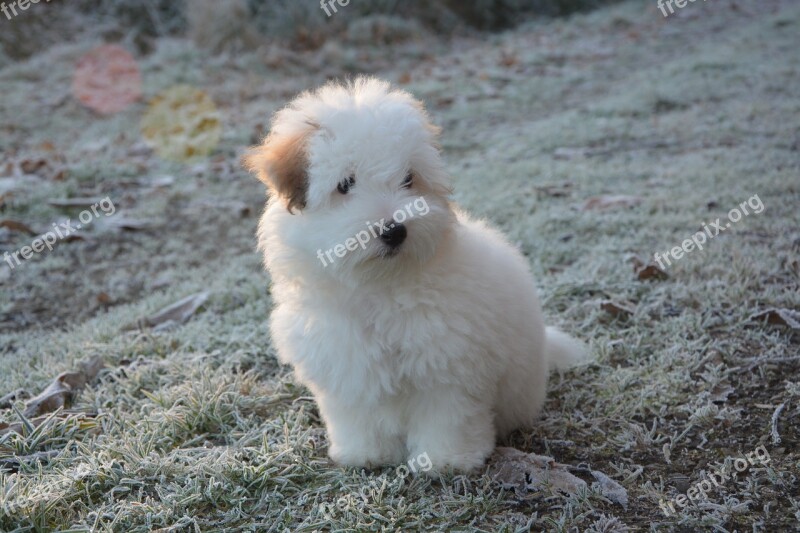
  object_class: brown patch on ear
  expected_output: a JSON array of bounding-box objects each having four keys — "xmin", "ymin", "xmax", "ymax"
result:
[{"xmin": 243, "ymin": 129, "xmax": 315, "ymax": 213}]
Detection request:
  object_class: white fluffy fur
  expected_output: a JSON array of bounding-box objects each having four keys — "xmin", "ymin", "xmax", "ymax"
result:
[{"xmin": 247, "ymin": 77, "xmax": 587, "ymax": 472}]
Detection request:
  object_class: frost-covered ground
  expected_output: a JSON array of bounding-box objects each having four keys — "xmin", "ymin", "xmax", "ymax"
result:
[{"xmin": 1, "ymin": 0, "xmax": 799, "ymax": 531}]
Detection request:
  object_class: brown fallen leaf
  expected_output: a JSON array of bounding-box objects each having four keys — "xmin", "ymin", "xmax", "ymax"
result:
[
  {"xmin": 435, "ymin": 96, "xmax": 454, "ymax": 107},
  {"xmin": 128, "ymin": 292, "xmax": 210, "ymax": 332},
  {"xmin": 50, "ymin": 168, "xmax": 68, "ymax": 181},
  {"xmin": 581, "ymin": 195, "xmax": 642, "ymax": 211},
  {"xmin": 19, "ymin": 158, "xmax": 48, "ymax": 175},
  {"xmin": 600, "ymin": 300, "xmax": 636, "ymax": 318},
  {"xmin": 0, "ymin": 420, "xmax": 23, "ymax": 435},
  {"xmin": 0, "ymin": 388, "xmax": 30, "ymax": 409},
  {"xmin": 636, "ymin": 263, "xmax": 669, "ymax": 281},
  {"xmin": 534, "ymin": 182, "xmax": 573, "ymax": 198},
  {"xmin": 0, "ymin": 219, "xmax": 37, "ymax": 236},
  {"xmin": 499, "ymin": 49, "xmax": 518, "ymax": 68},
  {"xmin": 488, "ymin": 447, "xmax": 587, "ymax": 495},
  {"xmin": 709, "ymin": 381, "xmax": 735, "ymax": 403},
  {"xmin": 749, "ymin": 308, "xmax": 800, "ymax": 329},
  {"xmin": 23, "ymin": 357, "xmax": 104, "ymax": 417}
]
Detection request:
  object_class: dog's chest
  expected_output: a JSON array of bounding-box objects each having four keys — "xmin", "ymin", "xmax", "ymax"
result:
[{"xmin": 343, "ymin": 291, "xmax": 452, "ymax": 383}]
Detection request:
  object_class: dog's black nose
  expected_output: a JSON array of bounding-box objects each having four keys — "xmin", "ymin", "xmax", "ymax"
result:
[{"xmin": 381, "ymin": 222, "xmax": 407, "ymax": 248}]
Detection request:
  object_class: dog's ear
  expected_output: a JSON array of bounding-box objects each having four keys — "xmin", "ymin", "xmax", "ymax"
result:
[{"xmin": 243, "ymin": 127, "xmax": 315, "ymax": 213}]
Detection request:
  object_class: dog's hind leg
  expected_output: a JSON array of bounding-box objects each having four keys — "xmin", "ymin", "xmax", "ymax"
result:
[{"xmin": 494, "ymin": 327, "xmax": 588, "ymax": 436}]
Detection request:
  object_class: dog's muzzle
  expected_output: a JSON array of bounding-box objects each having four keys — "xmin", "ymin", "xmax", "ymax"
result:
[{"xmin": 380, "ymin": 221, "xmax": 407, "ymax": 249}]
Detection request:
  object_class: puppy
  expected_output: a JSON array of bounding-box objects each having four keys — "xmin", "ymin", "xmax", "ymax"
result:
[{"xmin": 245, "ymin": 77, "xmax": 586, "ymax": 472}]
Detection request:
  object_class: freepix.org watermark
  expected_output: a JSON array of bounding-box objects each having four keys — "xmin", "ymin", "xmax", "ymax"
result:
[
  {"xmin": 319, "ymin": 451, "xmax": 432, "ymax": 520},
  {"xmin": 320, "ymin": 0, "xmax": 351, "ymax": 18},
  {"xmin": 316, "ymin": 196, "xmax": 429, "ymax": 267},
  {"xmin": 657, "ymin": 0, "xmax": 711, "ymax": 18},
  {"xmin": 654, "ymin": 194, "xmax": 764, "ymax": 270},
  {"xmin": 3, "ymin": 197, "xmax": 116, "ymax": 270},
  {"xmin": 1, "ymin": 0, "xmax": 51, "ymax": 21},
  {"xmin": 659, "ymin": 445, "xmax": 771, "ymax": 516}
]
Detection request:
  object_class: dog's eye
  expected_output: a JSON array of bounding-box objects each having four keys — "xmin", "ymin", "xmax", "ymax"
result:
[
  {"xmin": 337, "ymin": 175, "xmax": 355, "ymax": 194},
  {"xmin": 401, "ymin": 173, "xmax": 413, "ymax": 189}
]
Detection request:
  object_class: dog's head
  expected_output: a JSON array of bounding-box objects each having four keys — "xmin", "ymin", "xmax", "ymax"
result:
[{"xmin": 245, "ymin": 77, "xmax": 454, "ymax": 283}]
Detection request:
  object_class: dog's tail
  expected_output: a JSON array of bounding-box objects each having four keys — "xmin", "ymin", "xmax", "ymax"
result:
[{"xmin": 545, "ymin": 326, "xmax": 589, "ymax": 373}]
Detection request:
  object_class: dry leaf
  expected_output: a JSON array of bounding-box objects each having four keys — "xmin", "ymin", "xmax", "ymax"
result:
[
  {"xmin": 600, "ymin": 300, "xmax": 636, "ymax": 318},
  {"xmin": 22, "ymin": 357, "xmax": 104, "ymax": 417},
  {"xmin": 50, "ymin": 168, "xmax": 68, "ymax": 181},
  {"xmin": 581, "ymin": 195, "xmax": 642, "ymax": 211},
  {"xmin": 131, "ymin": 292, "xmax": 210, "ymax": 331},
  {"xmin": 0, "ymin": 420, "xmax": 24, "ymax": 436},
  {"xmin": 591, "ymin": 469, "xmax": 628, "ymax": 509},
  {"xmin": 749, "ymin": 308, "xmax": 800, "ymax": 329},
  {"xmin": 535, "ymin": 182, "xmax": 573, "ymax": 198},
  {"xmin": 0, "ymin": 219, "xmax": 37, "ymax": 236},
  {"xmin": 0, "ymin": 388, "xmax": 30, "ymax": 409},
  {"xmin": 19, "ymin": 158, "xmax": 48, "ymax": 175},
  {"xmin": 636, "ymin": 263, "xmax": 668, "ymax": 281},
  {"xmin": 709, "ymin": 382, "xmax": 734, "ymax": 403},
  {"xmin": 435, "ymin": 96, "xmax": 454, "ymax": 107},
  {"xmin": 488, "ymin": 447, "xmax": 587, "ymax": 495},
  {"xmin": 499, "ymin": 49, "xmax": 518, "ymax": 67},
  {"xmin": 0, "ymin": 195, "xmax": 9, "ymax": 212}
]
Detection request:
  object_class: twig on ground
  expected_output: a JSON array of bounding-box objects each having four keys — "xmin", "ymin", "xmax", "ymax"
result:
[{"xmin": 770, "ymin": 402, "xmax": 785, "ymax": 444}]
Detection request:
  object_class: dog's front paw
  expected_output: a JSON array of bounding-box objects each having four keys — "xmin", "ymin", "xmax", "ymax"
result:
[
  {"xmin": 409, "ymin": 447, "xmax": 489, "ymax": 475},
  {"xmin": 328, "ymin": 433, "xmax": 406, "ymax": 468},
  {"xmin": 328, "ymin": 437, "xmax": 406, "ymax": 469},
  {"xmin": 328, "ymin": 443, "xmax": 375, "ymax": 468}
]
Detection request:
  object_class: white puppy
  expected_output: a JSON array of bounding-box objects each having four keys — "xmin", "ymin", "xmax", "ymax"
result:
[{"xmin": 245, "ymin": 77, "xmax": 586, "ymax": 472}]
